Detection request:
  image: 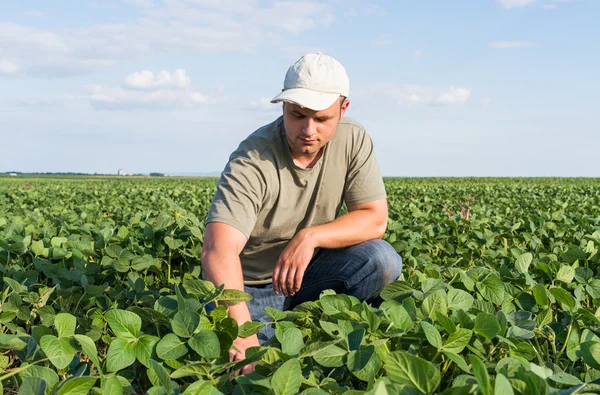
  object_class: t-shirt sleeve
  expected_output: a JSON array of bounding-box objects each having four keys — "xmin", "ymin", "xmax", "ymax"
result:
[
  {"xmin": 205, "ymin": 156, "xmax": 266, "ymax": 238},
  {"xmin": 343, "ymin": 130, "xmax": 387, "ymax": 207}
]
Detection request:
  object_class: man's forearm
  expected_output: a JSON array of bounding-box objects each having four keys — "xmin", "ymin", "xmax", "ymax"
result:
[
  {"xmin": 301, "ymin": 207, "xmax": 387, "ymax": 250},
  {"xmin": 201, "ymin": 250, "xmax": 252, "ymax": 325}
]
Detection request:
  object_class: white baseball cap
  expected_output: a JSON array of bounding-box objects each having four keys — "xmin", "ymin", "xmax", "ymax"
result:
[{"xmin": 270, "ymin": 52, "xmax": 350, "ymax": 111}]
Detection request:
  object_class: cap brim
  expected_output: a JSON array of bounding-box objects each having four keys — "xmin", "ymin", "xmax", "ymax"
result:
[{"xmin": 270, "ymin": 88, "xmax": 340, "ymax": 111}]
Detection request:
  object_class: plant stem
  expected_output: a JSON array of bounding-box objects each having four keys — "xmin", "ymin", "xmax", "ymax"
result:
[
  {"xmin": 533, "ymin": 338, "xmax": 544, "ymax": 365},
  {"xmin": 167, "ymin": 248, "xmax": 172, "ymax": 283},
  {"xmin": 442, "ymin": 358, "xmax": 452, "ymax": 375},
  {"xmin": 556, "ymin": 321, "xmax": 573, "ymax": 365},
  {"xmin": 74, "ymin": 291, "xmax": 87, "ymax": 312}
]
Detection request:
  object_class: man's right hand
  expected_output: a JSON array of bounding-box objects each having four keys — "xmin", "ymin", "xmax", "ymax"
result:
[
  {"xmin": 201, "ymin": 223, "xmax": 260, "ymax": 374},
  {"xmin": 230, "ymin": 333, "xmax": 261, "ymax": 375}
]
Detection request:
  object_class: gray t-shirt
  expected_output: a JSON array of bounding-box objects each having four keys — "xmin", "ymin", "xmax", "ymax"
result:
[{"xmin": 205, "ymin": 115, "xmax": 386, "ymax": 284}]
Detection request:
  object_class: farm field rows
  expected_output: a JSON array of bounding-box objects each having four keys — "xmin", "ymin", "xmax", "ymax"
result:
[{"xmin": 1, "ymin": 177, "xmax": 600, "ymax": 394}]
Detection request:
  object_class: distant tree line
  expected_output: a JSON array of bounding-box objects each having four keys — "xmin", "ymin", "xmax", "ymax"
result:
[{"xmin": 1, "ymin": 172, "xmax": 151, "ymax": 176}]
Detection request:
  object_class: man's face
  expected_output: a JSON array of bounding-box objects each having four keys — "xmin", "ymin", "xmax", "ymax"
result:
[{"xmin": 282, "ymin": 97, "xmax": 350, "ymax": 162}]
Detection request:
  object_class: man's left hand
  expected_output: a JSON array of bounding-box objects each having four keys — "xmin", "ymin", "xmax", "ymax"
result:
[{"xmin": 273, "ymin": 230, "xmax": 317, "ymax": 296}]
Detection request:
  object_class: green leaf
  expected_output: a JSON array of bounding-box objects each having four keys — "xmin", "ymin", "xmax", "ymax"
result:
[
  {"xmin": 436, "ymin": 312, "xmax": 457, "ymax": 334},
  {"xmin": 363, "ymin": 304, "xmax": 381, "ymax": 332},
  {"xmin": 380, "ymin": 281, "xmax": 414, "ymax": 301},
  {"xmin": 422, "ymin": 291, "xmax": 447, "ymax": 320},
  {"xmin": 347, "ymin": 345, "xmax": 375, "ymax": 372},
  {"xmin": 321, "ymin": 295, "xmax": 352, "ymax": 318},
  {"xmin": 218, "ymin": 289, "xmax": 252, "ymax": 303},
  {"xmin": 31, "ymin": 239, "xmax": 48, "ymax": 257},
  {"xmin": 561, "ymin": 246, "xmax": 586, "ymax": 264},
  {"xmin": 442, "ymin": 328, "xmax": 472, "ymax": 354},
  {"xmin": 55, "ymin": 377, "xmax": 97, "ymax": 395},
  {"xmin": 348, "ymin": 328, "xmax": 366, "ymax": 352},
  {"xmin": 549, "ymin": 287, "xmax": 576, "ymax": 312},
  {"xmin": 443, "ymin": 352, "xmax": 470, "ymax": 373},
  {"xmin": 19, "ymin": 365, "xmax": 59, "ymax": 392},
  {"xmin": 105, "ymin": 310, "xmax": 141, "ymax": 341},
  {"xmin": 278, "ymin": 327, "xmax": 304, "ymax": 357},
  {"xmin": 102, "ymin": 376, "xmax": 123, "ymax": 395},
  {"xmin": 165, "ymin": 236, "xmax": 185, "ymax": 250},
  {"xmin": 54, "ymin": 313, "xmax": 76, "ymax": 338},
  {"xmin": 40, "ymin": 335, "xmax": 76, "ymax": 370},
  {"xmin": 149, "ymin": 359, "xmax": 173, "ymax": 394},
  {"xmin": 470, "ymin": 356, "xmax": 491, "ymax": 395},
  {"xmin": 447, "ymin": 288, "xmax": 474, "ymax": 312},
  {"xmin": 264, "ymin": 307, "xmax": 287, "ymax": 321},
  {"xmin": 130, "ymin": 254, "xmax": 156, "ymax": 271},
  {"xmin": 73, "ymin": 334, "xmax": 102, "ymax": 374},
  {"xmin": 106, "ymin": 338, "xmax": 136, "ymax": 372},
  {"xmin": 381, "ymin": 301, "xmax": 413, "ymax": 331},
  {"xmin": 169, "ymin": 362, "xmax": 212, "ymax": 378},
  {"xmin": 172, "ymin": 310, "xmax": 201, "ymax": 338},
  {"xmin": 474, "ymin": 312, "xmax": 500, "ymax": 340},
  {"xmin": 581, "ymin": 341, "xmax": 600, "ymax": 370},
  {"xmin": 494, "ymin": 373, "xmax": 514, "ymax": 395},
  {"xmin": 313, "ymin": 343, "xmax": 347, "ymax": 368},
  {"xmin": 515, "ymin": 253, "xmax": 533, "ymax": 274},
  {"xmin": 476, "ymin": 274, "xmax": 505, "ymax": 305},
  {"xmin": 556, "ymin": 265, "xmax": 575, "ymax": 284},
  {"xmin": 183, "ymin": 277, "xmax": 215, "ymax": 297},
  {"xmin": 384, "ymin": 351, "xmax": 441, "ymax": 394},
  {"xmin": 421, "ymin": 321, "xmax": 442, "ymax": 350},
  {"xmin": 353, "ymin": 351, "xmax": 382, "ymax": 382},
  {"xmin": 133, "ymin": 335, "xmax": 160, "ymax": 368},
  {"xmin": 532, "ymin": 284, "xmax": 549, "ymax": 308},
  {"xmin": 238, "ymin": 322, "xmax": 265, "ymax": 338},
  {"xmin": 549, "ymin": 372, "xmax": 583, "ymax": 386},
  {"xmin": 189, "ymin": 330, "xmax": 220, "ymax": 359},
  {"xmin": 272, "ymin": 358, "xmax": 302, "ymax": 395},
  {"xmin": 18, "ymin": 377, "xmax": 47, "ymax": 395},
  {"xmin": 156, "ymin": 333, "xmax": 188, "ymax": 360},
  {"xmin": 216, "ymin": 317, "xmax": 238, "ymax": 341}
]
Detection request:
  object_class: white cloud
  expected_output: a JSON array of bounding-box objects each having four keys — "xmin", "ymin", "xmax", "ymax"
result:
[
  {"xmin": 0, "ymin": 1, "xmax": 334, "ymax": 77},
  {"xmin": 490, "ymin": 41, "xmax": 537, "ymax": 48},
  {"xmin": 0, "ymin": 60, "xmax": 19, "ymax": 75},
  {"xmin": 356, "ymin": 84, "xmax": 472, "ymax": 107},
  {"xmin": 90, "ymin": 69, "xmax": 207, "ymax": 110},
  {"xmin": 249, "ymin": 98, "xmax": 276, "ymax": 110},
  {"xmin": 542, "ymin": 4, "xmax": 557, "ymax": 9},
  {"xmin": 343, "ymin": 4, "xmax": 387, "ymax": 17},
  {"xmin": 124, "ymin": 69, "xmax": 191, "ymax": 90},
  {"xmin": 434, "ymin": 87, "xmax": 471, "ymax": 106},
  {"xmin": 414, "ymin": 50, "xmax": 423, "ymax": 58},
  {"xmin": 495, "ymin": 0, "xmax": 535, "ymax": 8}
]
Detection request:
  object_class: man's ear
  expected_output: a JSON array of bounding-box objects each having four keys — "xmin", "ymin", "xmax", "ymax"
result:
[{"xmin": 340, "ymin": 99, "xmax": 350, "ymax": 118}]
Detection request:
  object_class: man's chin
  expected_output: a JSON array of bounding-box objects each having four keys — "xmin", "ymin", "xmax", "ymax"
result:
[{"xmin": 295, "ymin": 145, "xmax": 317, "ymax": 155}]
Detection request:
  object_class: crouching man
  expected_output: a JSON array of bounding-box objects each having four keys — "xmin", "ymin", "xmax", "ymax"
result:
[{"xmin": 201, "ymin": 52, "xmax": 403, "ymax": 373}]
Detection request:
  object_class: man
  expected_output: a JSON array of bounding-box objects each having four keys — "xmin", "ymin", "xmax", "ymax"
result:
[{"xmin": 201, "ymin": 52, "xmax": 403, "ymax": 371}]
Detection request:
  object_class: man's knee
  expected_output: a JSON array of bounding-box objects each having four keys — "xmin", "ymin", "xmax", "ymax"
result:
[{"xmin": 362, "ymin": 239, "xmax": 403, "ymax": 286}]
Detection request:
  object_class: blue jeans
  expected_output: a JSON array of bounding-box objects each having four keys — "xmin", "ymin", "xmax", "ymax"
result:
[{"xmin": 244, "ymin": 239, "xmax": 403, "ymax": 344}]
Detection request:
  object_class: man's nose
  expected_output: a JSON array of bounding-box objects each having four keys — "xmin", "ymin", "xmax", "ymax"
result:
[{"xmin": 302, "ymin": 118, "xmax": 316, "ymax": 136}]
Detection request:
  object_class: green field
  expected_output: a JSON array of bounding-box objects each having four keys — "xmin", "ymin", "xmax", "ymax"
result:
[{"xmin": 1, "ymin": 177, "xmax": 600, "ymax": 394}]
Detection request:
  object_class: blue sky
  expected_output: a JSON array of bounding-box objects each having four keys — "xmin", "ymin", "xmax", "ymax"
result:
[{"xmin": 1, "ymin": 0, "xmax": 598, "ymax": 176}]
